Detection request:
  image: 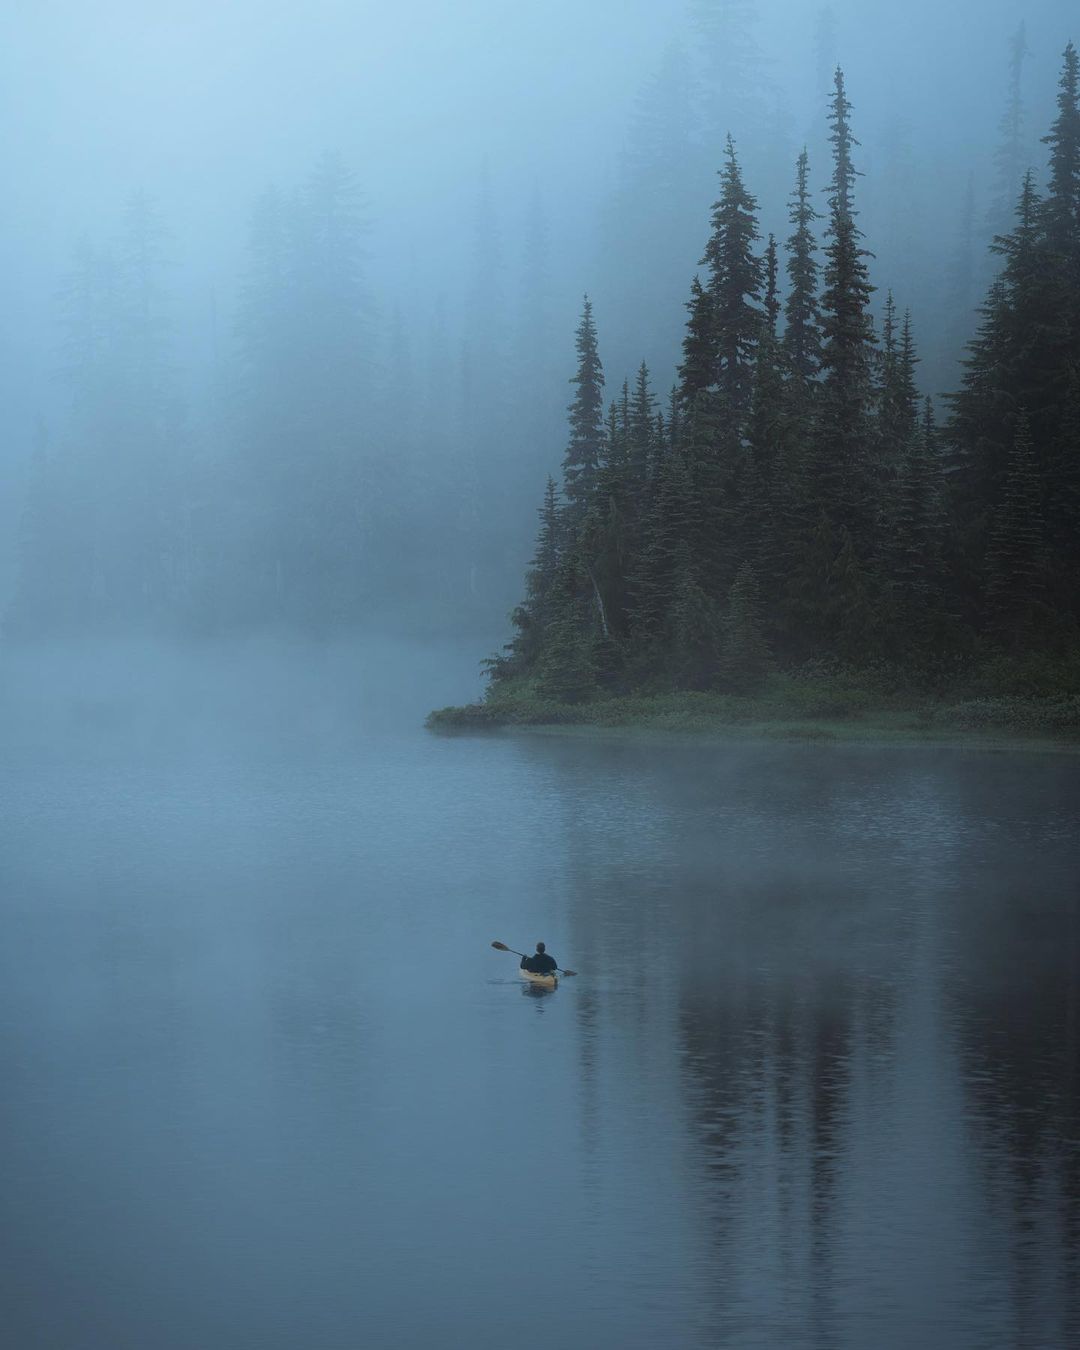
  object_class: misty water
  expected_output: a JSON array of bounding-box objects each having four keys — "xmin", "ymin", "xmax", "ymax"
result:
[{"xmin": 1, "ymin": 646, "xmax": 1077, "ymax": 1349}]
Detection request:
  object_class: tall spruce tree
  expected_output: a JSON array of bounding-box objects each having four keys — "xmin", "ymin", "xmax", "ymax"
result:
[
  {"xmin": 814, "ymin": 67, "xmax": 877, "ymax": 547},
  {"xmin": 783, "ymin": 149, "xmax": 823, "ymax": 389},
  {"xmin": 700, "ymin": 135, "xmax": 765, "ymax": 420},
  {"xmin": 1041, "ymin": 42, "xmax": 1080, "ymax": 260},
  {"xmin": 562, "ymin": 296, "xmax": 606, "ymax": 524}
]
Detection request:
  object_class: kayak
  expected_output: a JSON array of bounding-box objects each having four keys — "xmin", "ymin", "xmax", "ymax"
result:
[{"xmin": 520, "ymin": 968, "xmax": 558, "ymax": 989}]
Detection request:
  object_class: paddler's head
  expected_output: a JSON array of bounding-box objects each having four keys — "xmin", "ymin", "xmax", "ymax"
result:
[{"xmin": 536, "ymin": 942, "xmax": 546, "ymax": 953}]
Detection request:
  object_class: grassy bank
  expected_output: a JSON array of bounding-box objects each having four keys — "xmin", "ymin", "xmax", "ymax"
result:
[{"xmin": 427, "ymin": 672, "xmax": 1080, "ymax": 752}]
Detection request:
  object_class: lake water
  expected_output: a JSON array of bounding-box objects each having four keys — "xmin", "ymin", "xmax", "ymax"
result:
[{"xmin": 1, "ymin": 644, "xmax": 1078, "ymax": 1349}]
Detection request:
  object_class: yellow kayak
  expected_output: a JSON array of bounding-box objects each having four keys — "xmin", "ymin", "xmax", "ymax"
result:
[{"xmin": 520, "ymin": 968, "xmax": 558, "ymax": 989}]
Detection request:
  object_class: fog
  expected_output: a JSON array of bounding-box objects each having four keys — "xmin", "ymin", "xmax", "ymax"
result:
[
  {"xmin": 1, "ymin": 0, "xmax": 1076, "ymax": 641},
  {"xmin": 2, "ymin": 10, "xmax": 1079, "ymax": 1345}
]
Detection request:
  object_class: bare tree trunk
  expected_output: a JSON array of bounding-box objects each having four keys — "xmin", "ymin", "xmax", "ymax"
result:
[{"xmin": 585, "ymin": 563, "xmax": 609, "ymax": 639}]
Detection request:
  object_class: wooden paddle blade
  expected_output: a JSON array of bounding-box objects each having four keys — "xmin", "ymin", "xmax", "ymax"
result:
[{"xmin": 491, "ymin": 941, "xmax": 510, "ymax": 951}]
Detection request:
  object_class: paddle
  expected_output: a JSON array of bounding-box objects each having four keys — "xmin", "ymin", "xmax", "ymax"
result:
[{"xmin": 491, "ymin": 940, "xmax": 577, "ymax": 977}]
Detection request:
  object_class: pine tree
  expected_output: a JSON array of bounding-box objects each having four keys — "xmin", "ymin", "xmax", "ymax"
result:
[
  {"xmin": 878, "ymin": 296, "xmax": 919, "ymax": 452},
  {"xmin": 814, "ymin": 68, "xmax": 877, "ymax": 548},
  {"xmin": 896, "ymin": 398, "xmax": 945, "ymax": 598},
  {"xmin": 678, "ymin": 277, "xmax": 716, "ymax": 403},
  {"xmin": 700, "ymin": 135, "xmax": 765, "ymax": 420},
  {"xmin": 1039, "ymin": 44, "xmax": 1080, "ymax": 514},
  {"xmin": 494, "ymin": 477, "xmax": 564, "ymax": 679},
  {"xmin": 783, "ymin": 149, "xmax": 823, "ymax": 389},
  {"xmin": 718, "ymin": 562, "xmax": 771, "ymax": 692},
  {"xmin": 1041, "ymin": 42, "xmax": 1080, "ymax": 258},
  {"xmin": 538, "ymin": 553, "xmax": 598, "ymax": 703},
  {"xmin": 986, "ymin": 409, "xmax": 1046, "ymax": 644},
  {"xmin": 747, "ymin": 236, "xmax": 785, "ymax": 583},
  {"xmin": 629, "ymin": 443, "xmax": 696, "ymax": 649},
  {"xmin": 1046, "ymin": 366, "xmax": 1080, "ymax": 616},
  {"xmin": 627, "ymin": 362, "xmax": 658, "ymax": 509},
  {"xmin": 669, "ymin": 540, "xmax": 720, "ymax": 691},
  {"xmin": 562, "ymin": 296, "xmax": 606, "ymax": 524}
]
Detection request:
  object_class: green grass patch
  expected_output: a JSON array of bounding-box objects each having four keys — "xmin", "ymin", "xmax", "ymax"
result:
[{"xmin": 426, "ymin": 670, "xmax": 1080, "ymax": 751}]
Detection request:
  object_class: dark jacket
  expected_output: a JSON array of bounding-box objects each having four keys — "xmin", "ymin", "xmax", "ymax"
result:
[{"xmin": 521, "ymin": 952, "xmax": 558, "ymax": 974}]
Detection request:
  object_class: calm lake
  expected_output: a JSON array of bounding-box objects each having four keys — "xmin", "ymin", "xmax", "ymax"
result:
[{"xmin": 1, "ymin": 644, "xmax": 1077, "ymax": 1349}]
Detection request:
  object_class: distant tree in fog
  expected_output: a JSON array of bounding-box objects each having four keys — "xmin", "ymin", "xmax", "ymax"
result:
[
  {"xmin": 233, "ymin": 154, "xmax": 376, "ymax": 631},
  {"xmin": 7, "ymin": 196, "xmax": 190, "ymax": 638},
  {"xmin": 989, "ymin": 22, "xmax": 1031, "ymax": 242}
]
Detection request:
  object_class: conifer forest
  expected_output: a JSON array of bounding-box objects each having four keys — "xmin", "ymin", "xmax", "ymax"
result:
[{"xmin": 487, "ymin": 49, "xmax": 1080, "ymax": 711}]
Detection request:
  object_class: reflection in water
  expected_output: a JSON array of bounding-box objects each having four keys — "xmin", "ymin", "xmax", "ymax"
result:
[{"xmin": 533, "ymin": 740, "xmax": 1080, "ymax": 1348}]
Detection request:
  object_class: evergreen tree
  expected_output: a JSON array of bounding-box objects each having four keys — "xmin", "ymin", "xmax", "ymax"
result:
[
  {"xmin": 669, "ymin": 540, "xmax": 720, "ymax": 691},
  {"xmin": 878, "ymin": 296, "xmax": 919, "ymax": 448},
  {"xmin": 986, "ymin": 409, "xmax": 1046, "ymax": 644},
  {"xmin": 1039, "ymin": 43, "xmax": 1080, "ymax": 483},
  {"xmin": 495, "ymin": 478, "xmax": 563, "ymax": 679},
  {"xmin": 783, "ymin": 149, "xmax": 823, "ymax": 389},
  {"xmin": 718, "ymin": 562, "xmax": 771, "ymax": 692},
  {"xmin": 895, "ymin": 397, "xmax": 945, "ymax": 599},
  {"xmin": 813, "ymin": 68, "xmax": 877, "ymax": 548},
  {"xmin": 1047, "ymin": 365, "xmax": 1080, "ymax": 616},
  {"xmin": 700, "ymin": 135, "xmax": 765, "ymax": 420},
  {"xmin": 627, "ymin": 362, "xmax": 658, "ymax": 507},
  {"xmin": 562, "ymin": 296, "xmax": 606, "ymax": 523},
  {"xmin": 747, "ymin": 236, "xmax": 785, "ymax": 583},
  {"xmin": 537, "ymin": 552, "xmax": 598, "ymax": 703},
  {"xmin": 1041, "ymin": 42, "xmax": 1080, "ymax": 258},
  {"xmin": 678, "ymin": 277, "xmax": 716, "ymax": 403},
  {"xmin": 629, "ymin": 442, "xmax": 696, "ymax": 648}
]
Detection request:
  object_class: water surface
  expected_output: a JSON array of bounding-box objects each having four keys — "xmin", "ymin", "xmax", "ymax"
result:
[{"xmin": 1, "ymin": 652, "xmax": 1077, "ymax": 1349}]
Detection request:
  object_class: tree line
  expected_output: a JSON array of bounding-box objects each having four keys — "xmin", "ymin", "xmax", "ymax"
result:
[{"xmin": 491, "ymin": 49, "xmax": 1080, "ymax": 701}]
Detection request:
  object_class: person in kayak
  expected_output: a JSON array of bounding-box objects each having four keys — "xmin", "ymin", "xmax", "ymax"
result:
[{"xmin": 520, "ymin": 942, "xmax": 558, "ymax": 975}]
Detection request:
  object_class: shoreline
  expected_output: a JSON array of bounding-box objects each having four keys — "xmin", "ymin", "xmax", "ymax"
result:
[{"xmin": 426, "ymin": 691, "xmax": 1080, "ymax": 756}]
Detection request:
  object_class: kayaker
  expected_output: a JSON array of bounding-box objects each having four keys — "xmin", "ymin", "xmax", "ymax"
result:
[{"xmin": 521, "ymin": 942, "xmax": 558, "ymax": 975}]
